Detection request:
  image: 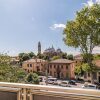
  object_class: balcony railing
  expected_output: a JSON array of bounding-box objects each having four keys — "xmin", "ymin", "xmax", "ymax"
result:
[{"xmin": 0, "ymin": 82, "xmax": 100, "ymax": 100}]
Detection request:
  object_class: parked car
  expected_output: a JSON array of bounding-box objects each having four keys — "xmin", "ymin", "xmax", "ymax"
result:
[
  {"xmin": 69, "ymin": 80, "xmax": 76, "ymax": 85},
  {"xmin": 59, "ymin": 81, "xmax": 71, "ymax": 87},
  {"xmin": 39, "ymin": 76, "xmax": 46, "ymax": 82},
  {"xmin": 76, "ymin": 78, "xmax": 84, "ymax": 83},
  {"xmin": 53, "ymin": 80, "xmax": 61, "ymax": 85},
  {"xmin": 48, "ymin": 78, "xmax": 57, "ymax": 84},
  {"xmin": 94, "ymin": 82, "xmax": 100, "ymax": 89},
  {"xmin": 82, "ymin": 84, "xmax": 97, "ymax": 89}
]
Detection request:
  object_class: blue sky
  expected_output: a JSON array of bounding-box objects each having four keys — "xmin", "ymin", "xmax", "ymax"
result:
[{"xmin": 0, "ymin": 0, "xmax": 100, "ymax": 56}]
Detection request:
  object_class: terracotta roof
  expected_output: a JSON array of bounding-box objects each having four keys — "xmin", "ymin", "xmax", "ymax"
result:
[
  {"xmin": 24, "ymin": 59, "xmax": 45, "ymax": 63},
  {"xmin": 50, "ymin": 59, "xmax": 74, "ymax": 64},
  {"xmin": 93, "ymin": 60, "xmax": 100, "ymax": 68}
]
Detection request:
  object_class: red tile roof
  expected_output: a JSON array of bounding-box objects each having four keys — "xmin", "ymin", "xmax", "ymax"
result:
[{"xmin": 50, "ymin": 59, "xmax": 74, "ymax": 64}]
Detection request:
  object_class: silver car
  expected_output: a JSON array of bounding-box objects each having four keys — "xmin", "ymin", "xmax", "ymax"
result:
[
  {"xmin": 82, "ymin": 84, "xmax": 97, "ymax": 89},
  {"xmin": 59, "ymin": 81, "xmax": 71, "ymax": 87}
]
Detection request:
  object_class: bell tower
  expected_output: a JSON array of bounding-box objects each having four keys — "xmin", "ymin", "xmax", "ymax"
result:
[{"xmin": 38, "ymin": 41, "xmax": 41, "ymax": 54}]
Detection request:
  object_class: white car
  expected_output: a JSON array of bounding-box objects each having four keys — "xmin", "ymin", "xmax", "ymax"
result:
[
  {"xmin": 82, "ymin": 84, "xmax": 97, "ymax": 89},
  {"xmin": 59, "ymin": 81, "xmax": 71, "ymax": 87},
  {"xmin": 48, "ymin": 78, "xmax": 57, "ymax": 84}
]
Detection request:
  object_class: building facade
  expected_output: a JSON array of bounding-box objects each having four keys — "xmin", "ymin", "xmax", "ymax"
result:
[
  {"xmin": 48, "ymin": 59, "xmax": 75, "ymax": 79},
  {"xmin": 22, "ymin": 59, "xmax": 46, "ymax": 74},
  {"xmin": 83, "ymin": 60, "xmax": 100, "ymax": 83},
  {"xmin": 74, "ymin": 54, "xmax": 100, "ymax": 83},
  {"xmin": 43, "ymin": 46, "xmax": 63, "ymax": 58}
]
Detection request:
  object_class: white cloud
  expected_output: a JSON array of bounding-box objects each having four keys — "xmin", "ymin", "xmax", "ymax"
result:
[
  {"xmin": 83, "ymin": 0, "xmax": 94, "ymax": 7},
  {"xmin": 96, "ymin": 0, "xmax": 100, "ymax": 4},
  {"xmin": 83, "ymin": 0, "xmax": 100, "ymax": 7},
  {"xmin": 50, "ymin": 24, "xmax": 66, "ymax": 30}
]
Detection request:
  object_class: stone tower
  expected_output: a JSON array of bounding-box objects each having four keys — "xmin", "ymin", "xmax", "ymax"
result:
[{"xmin": 38, "ymin": 41, "xmax": 41, "ymax": 54}]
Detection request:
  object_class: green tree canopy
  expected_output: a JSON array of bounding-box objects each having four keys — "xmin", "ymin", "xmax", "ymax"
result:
[
  {"xmin": 63, "ymin": 4, "xmax": 100, "ymax": 67},
  {"xmin": 19, "ymin": 52, "xmax": 36, "ymax": 65},
  {"xmin": 94, "ymin": 54, "xmax": 100, "ymax": 60},
  {"xmin": 28, "ymin": 52, "xmax": 36, "ymax": 58},
  {"xmin": 67, "ymin": 54, "xmax": 74, "ymax": 60},
  {"xmin": 52, "ymin": 56, "xmax": 60, "ymax": 60},
  {"xmin": 63, "ymin": 4, "xmax": 100, "ymax": 60},
  {"xmin": 75, "ymin": 65, "xmax": 83, "ymax": 76},
  {"xmin": 61, "ymin": 53, "xmax": 67, "ymax": 59},
  {"xmin": 0, "ymin": 54, "xmax": 27, "ymax": 82},
  {"xmin": 25, "ymin": 73, "xmax": 39, "ymax": 84},
  {"xmin": 63, "ymin": 4, "xmax": 100, "ymax": 83}
]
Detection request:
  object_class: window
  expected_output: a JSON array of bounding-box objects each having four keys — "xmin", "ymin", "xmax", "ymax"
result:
[
  {"xmin": 27, "ymin": 64, "xmax": 29, "ymax": 67},
  {"xmin": 54, "ymin": 65, "xmax": 56, "ymax": 69},
  {"xmin": 66, "ymin": 65, "xmax": 68, "ymax": 69},
  {"xmin": 61, "ymin": 65, "xmax": 63, "ymax": 69},
  {"xmin": 30, "ymin": 64, "xmax": 32, "ymax": 67},
  {"xmin": 50, "ymin": 65, "xmax": 52, "ymax": 69}
]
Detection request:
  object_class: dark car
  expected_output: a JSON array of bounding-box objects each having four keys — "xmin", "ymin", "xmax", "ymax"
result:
[
  {"xmin": 94, "ymin": 82, "xmax": 100, "ymax": 89},
  {"xmin": 69, "ymin": 80, "xmax": 76, "ymax": 85},
  {"xmin": 76, "ymin": 78, "xmax": 84, "ymax": 83}
]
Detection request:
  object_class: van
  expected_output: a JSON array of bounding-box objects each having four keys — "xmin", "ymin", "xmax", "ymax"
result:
[{"xmin": 48, "ymin": 78, "xmax": 57, "ymax": 84}]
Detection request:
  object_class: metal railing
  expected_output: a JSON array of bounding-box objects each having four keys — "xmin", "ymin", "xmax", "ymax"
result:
[{"xmin": 0, "ymin": 82, "xmax": 100, "ymax": 100}]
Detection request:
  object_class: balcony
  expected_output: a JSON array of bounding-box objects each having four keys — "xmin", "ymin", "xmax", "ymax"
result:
[{"xmin": 0, "ymin": 82, "xmax": 100, "ymax": 100}]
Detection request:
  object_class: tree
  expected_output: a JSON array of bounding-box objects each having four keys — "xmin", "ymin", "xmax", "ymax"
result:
[
  {"xmin": 0, "ymin": 54, "xmax": 27, "ymax": 83},
  {"xmin": 63, "ymin": 4, "xmax": 100, "ymax": 82},
  {"xmin": 61, "ymin": 53, "xmax": 67, "ymax": 59},
  {"xmin": 37, "ymin": 53, "xmax": 44, "ymax": 59},
  {"xmin": 82, "ymin": 63, "xmax": 91, "ymax": 72},
  {"xmin": 52, "ymin": 56, "xmax": 60, "ymax": 60},
  {"xmin": 28, "ymin": 52, "xmax": 35, "ymax": 58},
  {"xmin": 25, "ymin": 73, "xmax": 39, "ymax": 84},
  {"xmin": 94, "ymin": 54, "xmax": 100, "ymax": 60},
  {"xmin": 67, "ymin": 54, "xmax": 74, "ymax": 60},
  {"xmin": 74, "ymin": 64, "xmax": 84, "ymax": 78},
  {"xmin": 19, "ymin": 53, "xmax": 30, "ymax": 65}
]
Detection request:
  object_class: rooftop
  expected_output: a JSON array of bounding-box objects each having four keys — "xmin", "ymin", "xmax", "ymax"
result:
[
  {"xmin": 50, "ymin": 59, "xmax": 74, "ymax": 64},
  {"xmin": 23, "ymin": 58, "xmax": 46, "ymax": 63}
]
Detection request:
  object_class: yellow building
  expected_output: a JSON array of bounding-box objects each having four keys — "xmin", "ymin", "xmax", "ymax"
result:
[
  {"xmin": 22, "ymin": 58, "xmax": 46, "ymax": 74},
  {"xmin": 48, "ymin": 59, "xmax": 75, "ymax": 79}
]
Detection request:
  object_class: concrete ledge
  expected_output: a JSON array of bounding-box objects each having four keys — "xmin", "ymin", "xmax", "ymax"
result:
[{"xmin": 0, "ymin": 82, "xmax": 100, "ymax": 100}]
